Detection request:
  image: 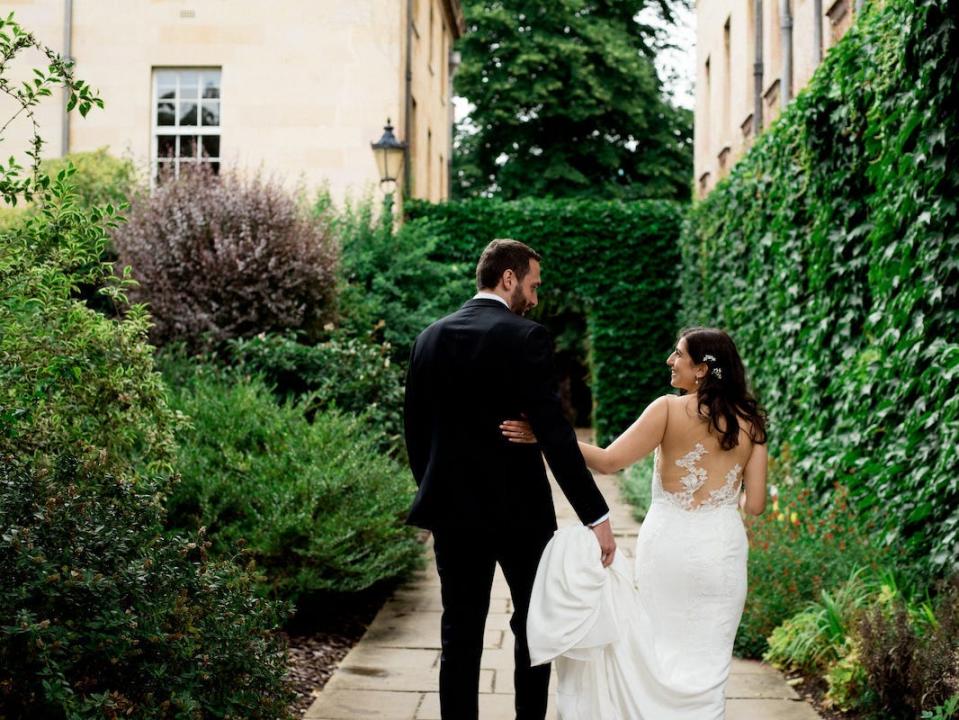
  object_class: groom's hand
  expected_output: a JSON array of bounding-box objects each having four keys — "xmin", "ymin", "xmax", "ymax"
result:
[{"xmin": 591, "ymin": 519, "xmax": 616, "ymax": 567}]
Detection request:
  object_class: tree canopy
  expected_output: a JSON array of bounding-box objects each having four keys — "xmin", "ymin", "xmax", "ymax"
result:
[{"xmin": 453, "ymin": 0, "xmax": 693, "ymax": 201}]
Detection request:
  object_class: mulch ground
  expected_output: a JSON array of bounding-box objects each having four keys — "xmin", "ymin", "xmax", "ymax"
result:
[{"xmin": 281, "ymin": 587, "xmax": 394, "ymax": 717}]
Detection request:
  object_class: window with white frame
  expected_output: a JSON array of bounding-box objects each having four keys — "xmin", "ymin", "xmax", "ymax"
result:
[{"xmin": 153, "ymin": 68, "xmax": 221, "ymax": 179}]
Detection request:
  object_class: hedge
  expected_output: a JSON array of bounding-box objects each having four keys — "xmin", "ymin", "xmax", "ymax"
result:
[
  {"xmin": 406, "ymin": 197, "xmax": 684, "ymax": 443},
  {"xmin": 680, "ymin": 0, "xmax": 959, "ymax": 571}
]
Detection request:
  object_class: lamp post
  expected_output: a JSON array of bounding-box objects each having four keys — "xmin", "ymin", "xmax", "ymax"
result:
[{"xmin": 371, "ymin": 119, "xmax": 407, "ymax": 214}]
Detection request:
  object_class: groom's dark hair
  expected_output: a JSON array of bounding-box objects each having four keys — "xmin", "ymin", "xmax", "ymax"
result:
[{"xmin": 476, "ymin": 239, "xmax": 542, "ymax": 290}]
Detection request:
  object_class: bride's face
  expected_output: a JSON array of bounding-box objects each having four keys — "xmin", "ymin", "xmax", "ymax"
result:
[{"xmin": 667, "ymin": 337, "xmax": 705, "ymax": 392}]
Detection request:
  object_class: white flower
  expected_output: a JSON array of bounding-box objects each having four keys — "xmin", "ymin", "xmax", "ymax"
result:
[
  {"xmin": 703, "ymin": 353, "xmax": 717, "ymax": 363},
  {"xmin": 711, "ymin": 367, "xmax": 723, "ymax": 379}
]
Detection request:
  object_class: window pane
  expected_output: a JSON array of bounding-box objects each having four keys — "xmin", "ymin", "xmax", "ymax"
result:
[
  {"xmin": 157, "ymin": 102, "xmax": 175, "ymax": 126},
  {"xmin": 201, "ymin": 72, "xmax": 221, "ymax": 98},
  {"xmin": 201, "ymin": 135, "xmax": 220, "ymax": 158},
  {"xmin": 200, "ymin": 101, "xmax": 220, "ymax": 127},
  {"xmin": 157, "ymin": 135, "xmax": 176, "ymax": 159},
  {"xmin": 179, "ymin": 101, "xmax": 198, "ymax": 126},
  {"xmin": 203, "ymin": 160, "xmax": 221, "ymax": 176},
  {"xmin": 179, "ymin": 71, "xmax": 199, "ymax": 99},
  {"xmin": 180, "ymin": 135, "xmax": 199, "ymax": 159},
  {"xmin": 157, "ymin": 71, "xmax": 177, "ymax": 99}
]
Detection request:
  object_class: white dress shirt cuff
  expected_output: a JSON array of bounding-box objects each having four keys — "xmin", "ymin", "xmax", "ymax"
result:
[{"xmin": 587, "ymin": 512, "xmax": 610, "ymax": 528}]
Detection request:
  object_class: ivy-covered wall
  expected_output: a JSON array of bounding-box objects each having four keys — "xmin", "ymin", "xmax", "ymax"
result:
[
  {"xmin": 406, "ymin": 198, "xmax": 684, "ymax": 444},
  {"xmin": 681, "ymin": 0, "xmax": 958, "ymax": 569}
]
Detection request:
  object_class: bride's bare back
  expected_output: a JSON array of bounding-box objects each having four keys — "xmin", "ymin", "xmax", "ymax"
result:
[
  {"xmin": 656, "ymin": 394, "xmax": 755, "ymax": 511},
  {"xmin": 573, "ymin": 392, "xmax": 767, "ymax": 515}
]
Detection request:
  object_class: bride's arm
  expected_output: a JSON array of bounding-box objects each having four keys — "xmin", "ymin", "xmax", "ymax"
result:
[
  {"xmin": 741, "ymin": 442, "xmax": 768, "ymax": 515},
  {"xmin": 577, "ymin": 396, "xmax": 669, "ymax": 474},
  {"xmin": 502, "ymin": 395, "xmax": 669, "ymax": 474}
]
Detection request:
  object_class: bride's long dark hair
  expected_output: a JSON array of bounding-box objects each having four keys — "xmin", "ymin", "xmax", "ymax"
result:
[{"xmin": 679, "ymin": 327, "xmax": 768, "ymax": 450}]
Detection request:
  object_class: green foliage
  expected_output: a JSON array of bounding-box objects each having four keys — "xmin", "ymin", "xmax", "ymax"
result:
[
  {"xmin": 0, "ymin": 16, "xmax": 294, "ymax": 718},
  {"xmin": 735, "ymin": 458, "xmax": 903, "ymax": 658},
  {"xmin": 858, "ymin": 577, "xmax": 959, "ymax": 718},
  {"xmin": 162, "ymin": 362, "xmax": 423, "ymax": 603},
  {"xmin": 40, "ymin": 148, "xmax": 139, "ymax": 209},
  {"xmin": 0, "ymin": 457, "xmax": 294, "ymax": 719},
  {"xmin": 922, "ymin": 696, "xmax": 959, "ymax": 720},
  {"xmin": 223, "ymin": 332, "xmax": 406, "ymax": 456},
  {"xmin": 407, "ymin": 196, "xmax": 684, "ymax": 444},
  {"xmin": 0, "ymin": 206, "xmax": 26, "ymax": 234},
  {"xmin": 0, "ymin": 13, "xmax": 103, "ymax": 204},
  {"xmin": 765, "ymin": 568, "xmax": 959, "ymax": 716},
  {"xmin": 453, "ymin": 0, "xmax": 692, "ymax": 200},
  {"xmin": 765, "ymin": 568, "xmax": 880, "ymax": 675},
  {"xmin": 0, "ymin": 167, "xmax": 179, "ymax": 478},
  {"xmin": 620, "ymin": 454, "xmax": 654, "ymax": 522},
  {"xmin": 680, "ymin": 0, "xmax": 959, "ymax": 571},
  {"xmin": 329, "ymin": 194, "xmax": 473, "ymax": 363}
]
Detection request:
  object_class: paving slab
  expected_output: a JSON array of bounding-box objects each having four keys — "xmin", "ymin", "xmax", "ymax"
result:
[{"xmin": 305, "ymin": 433, "xmax": 821, "ymax": 719}]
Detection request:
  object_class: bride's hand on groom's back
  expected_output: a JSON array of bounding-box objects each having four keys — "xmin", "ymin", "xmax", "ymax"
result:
[{"xmin": 500, "ymin": 418, "xmax": 538, "ymax": 444}]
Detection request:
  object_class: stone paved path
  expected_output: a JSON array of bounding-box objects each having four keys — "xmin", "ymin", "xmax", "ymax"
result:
[{"xmin": 306, "ymin": 437, "xmax": 822, "ymax": 719}]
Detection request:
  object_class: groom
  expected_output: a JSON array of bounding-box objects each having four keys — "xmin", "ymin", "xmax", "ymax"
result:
[{"xmin": 404, "ymin": 239, "xmax": 616, "ymax": 719}]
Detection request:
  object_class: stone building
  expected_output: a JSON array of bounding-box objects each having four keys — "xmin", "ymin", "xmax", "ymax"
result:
[
  {"xmin": 1, "ymin": 0, "xmax": 464, "ymax": 203},
  {"xmin": 694, "ymin": 0, "xmax": 862, "ymax": 197}
]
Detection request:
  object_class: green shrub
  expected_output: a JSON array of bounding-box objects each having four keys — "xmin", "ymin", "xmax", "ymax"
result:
[
  {"xmin": 223, "ymin": 331, "xmax": 405, "ymax": 456},
  {"xmin": 406, "ymin": 197, "xmax": 684, "ymax": 444},
  {"xmin": 0, "ymin": 169, "xmax": 179, "ymax": 478},
  {"xmin": 40, "ymin": 148, "xmax": 139, "ymax": 209},
  {"xmin": 735, "ymin": 458, "xmax": 903, "ymax": 658},
  {"xmin": 328, "ymin": 194, "xmax": 472, "ymax": 363},
  {"xmin": 0, "ymin": 457, "xmax": 294, "ymax": 719},
  {"xmin": 765, "ymin": 568, "xmax": 878, "ymax": 676},
  {"xmin": 680, "ymin": 0, "xmax": 959, "ymax": 571},
  {"xmin": 620, "ymin": 454, "xmax": 654, "ymax": 522},
  {"xmin": 163, "ymin": 362, "xmax": 423, "ymax": 602},
  {"xmin": 113, "ymin": 168, "xmax": 338, "ymax": 353}
]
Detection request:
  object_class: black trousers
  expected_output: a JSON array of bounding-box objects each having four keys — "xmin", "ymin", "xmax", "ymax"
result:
[{"xmin": 431, "ymin": 524, "xmax": 554, "ymax": 720}]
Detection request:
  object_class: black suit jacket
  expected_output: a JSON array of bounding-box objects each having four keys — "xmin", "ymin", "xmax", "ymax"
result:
[{"xmin": 404, "ymin": 298, "xmax": 609, "ymax": 532}]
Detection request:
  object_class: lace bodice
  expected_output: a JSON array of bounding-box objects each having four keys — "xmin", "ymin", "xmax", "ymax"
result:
[{"xmin": 652, "ymin": 444, "xmax": 743, "ymax": 512}]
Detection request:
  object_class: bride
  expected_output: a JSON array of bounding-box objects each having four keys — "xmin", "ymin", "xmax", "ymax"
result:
[{"xmin": 500, "ymin": 327, "xmax": 768, "ymax": 719}]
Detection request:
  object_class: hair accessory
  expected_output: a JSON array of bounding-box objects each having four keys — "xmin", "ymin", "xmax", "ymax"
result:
[
  {"xmin": 703, "ymin": 354, "xmax": 717, "ymax": 363},
  {"xmin": 711, "ymin": 367, "xmax": 723, "ymax": 379}
]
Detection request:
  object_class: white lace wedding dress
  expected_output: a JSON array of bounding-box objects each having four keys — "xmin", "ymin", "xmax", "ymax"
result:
[{"xmin": 528, "ymin": 441, "xmax": 749, "ymax": 720}]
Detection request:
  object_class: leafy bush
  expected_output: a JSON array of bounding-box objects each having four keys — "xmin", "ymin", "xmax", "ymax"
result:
[
  {"xmin": 113, "ymin": 167, "xmax": 338, "ymax": 353},
  {"xmin": 406, "ymin": 197, "xmax": 684, "ymax": 444},
  {"xmin": 40, "ymin": 147, "xmax": 139, "ymax": 209},
  {"xmin": 223, "ymin": 331, "xmax": 405, "ymax": 455},
  {"xmin": 859, "ymin": 577, "xmax": 959, "ymax": 718},
  {"xmin": 0, "ymin": 457, "xmax": 294, "ymax": 719},
  {"xmin": 0, "ymin": 15, "xmax": 293, "ymax": 718},
  {"xmin": 764, "ymin": 570, "xmax": 959, "ymax": 716},
  {"xmin": 0, "ymin": 169, "xmax": 179, "ymax": 477},
  {"xmin": 328, "ymin": 194, "xmax": 472, "ymax": 363},
  {"xmin": 620, "ymin": 454, "xmax": 654, "ymax": 522},
  {"xmin": 163, "ymin": 362, "xmax": 423, "ymax": 602},
  {"xmin": 680, "ymin": 0, "xmax": 959, "ymax": 571},
  {"xmin": 735, "ymin": 457, "xmax": 903, "ymax": 658},
  {"xmin": 764, "ymin": 568, "xmax": 879, "ymax": 676}
]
